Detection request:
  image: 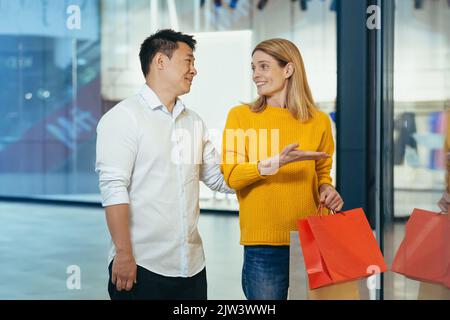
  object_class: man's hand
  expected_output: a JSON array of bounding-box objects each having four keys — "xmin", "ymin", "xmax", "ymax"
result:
[
  {"xmin": 104, "ymin": 204, "xmax": 136, "ymax": 291},
  {"xmin": 258, "ymin": 143, "xmax": 330, "ymax": 176},
  {"xmin": 437, "ymin": 192, "xmax": 450, "ymax": 213},
  {"xmin": 111, "ymin": 251, "xmax": 137, "ymax": 291},
  {"xmin": 319, "ymin": 184, "xmax": 344, "ymax": 211}
]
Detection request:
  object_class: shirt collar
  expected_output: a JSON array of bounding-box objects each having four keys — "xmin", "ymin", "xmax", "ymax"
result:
[{"xmin": 139, "ymin": 84, "xmax": 185, "ymax": 118}]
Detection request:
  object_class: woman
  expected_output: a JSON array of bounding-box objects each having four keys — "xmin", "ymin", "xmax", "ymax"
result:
[{"xmin": 221, "ymin": 38, "xmax": 344, "ymax": 300}]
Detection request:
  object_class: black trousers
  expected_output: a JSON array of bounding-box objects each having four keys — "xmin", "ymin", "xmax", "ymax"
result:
[{"xmin": 108, "ymin": 261, "xmax": 207, "ymax": 300}]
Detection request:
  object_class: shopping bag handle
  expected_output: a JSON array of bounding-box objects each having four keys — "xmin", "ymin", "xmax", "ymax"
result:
[{"xmin": 316, "ymin": 204, "xmax": 342, "ymax": 216}]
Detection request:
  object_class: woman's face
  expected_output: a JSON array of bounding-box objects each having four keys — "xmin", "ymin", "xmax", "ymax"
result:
[{"xmin": 251, "ymin": 50, "xmax": 288, "ymax": 98}]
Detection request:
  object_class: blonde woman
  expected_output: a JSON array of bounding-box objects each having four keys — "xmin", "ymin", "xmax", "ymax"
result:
[{"xmin": 221, "ymin": 38, "xmax": 344, "ymax": 300}]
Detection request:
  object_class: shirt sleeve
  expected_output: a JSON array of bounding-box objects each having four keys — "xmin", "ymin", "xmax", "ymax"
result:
[
  {"xmin": 220, "ymin": 108, "xmax": 267, "ymax": 191},
  {"xmin": 315, "ymin": 113, "xmax": 335, "ymax": 188},
  {"xmin": 200, "ymin": 119, "xmax": 235, "ymax": 194},
  {"xmin": 95, "ymin": 107, "xmax": 139, "ymax": 207}
]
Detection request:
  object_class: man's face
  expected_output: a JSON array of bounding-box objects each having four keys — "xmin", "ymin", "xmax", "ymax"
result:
[{"xmin": 164, "ymin": 42, "xmax": 197, "ymax": 96}]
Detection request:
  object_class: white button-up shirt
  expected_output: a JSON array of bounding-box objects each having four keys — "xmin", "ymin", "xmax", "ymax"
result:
[{"xmin": 95, "ymin": 84, "xmax": 234, "ymax": 277}]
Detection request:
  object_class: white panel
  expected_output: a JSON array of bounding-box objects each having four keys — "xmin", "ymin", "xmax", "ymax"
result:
[
  {"xmin": 182, "ymin": 30, "xmax": 254, "ymax": 151},
  {"xmin": 181, "ymin": 30, "xmax": 253, "ymax": 202}
]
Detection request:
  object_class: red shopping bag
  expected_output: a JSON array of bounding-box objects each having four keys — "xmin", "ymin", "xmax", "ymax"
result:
[
  {"xmin": 391, "ymin": 209, "xmax": 450, "ymax": 288},
  {"xmin": 297, "ymin": 207, "xmax": 388, "ymax": 290}
]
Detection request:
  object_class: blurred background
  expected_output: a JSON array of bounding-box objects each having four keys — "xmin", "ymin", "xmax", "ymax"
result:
[{"xmin": 0, "ymin": 0, "xmax": 448, "ymax": 300}]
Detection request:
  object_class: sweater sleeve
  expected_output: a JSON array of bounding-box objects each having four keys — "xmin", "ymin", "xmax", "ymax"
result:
[
  {"xmin": 315, "ymin": 113, "xmax": 335, "ymax": 188},
  {"xmin": 221, "ymin": 107, "xmax": 267, "ymax": 190}
]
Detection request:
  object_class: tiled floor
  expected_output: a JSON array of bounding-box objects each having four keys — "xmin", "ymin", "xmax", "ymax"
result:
[
  {"xmin": 0, "ymin": 201, "xmax": 244, "ymax": 300},
  {"xmin": 0, "ymin": 200, "xmax": 448, "ymax": 300}
]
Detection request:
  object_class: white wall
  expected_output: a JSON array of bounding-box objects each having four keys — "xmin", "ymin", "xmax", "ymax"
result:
[
  {"xmin": 182, "ymin": 31, "xmax": 253, "ymax": 202},
  {"xmin": 182, "ymin": 30, "xmax": 253, "ymax": 148}
]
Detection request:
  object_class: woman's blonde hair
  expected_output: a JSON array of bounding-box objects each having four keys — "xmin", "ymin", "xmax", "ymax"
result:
[{"xmin": 247, "ymin": 38, "xmax": 317, "ymax": 121}]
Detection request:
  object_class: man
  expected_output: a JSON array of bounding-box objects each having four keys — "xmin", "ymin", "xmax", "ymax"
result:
[{"xmin": 95, "ymin": 29, "xmax": 234, "ymax": 300}]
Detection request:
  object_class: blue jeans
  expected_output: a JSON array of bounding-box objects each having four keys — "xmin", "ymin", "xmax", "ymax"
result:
[{"xmin": 242, "ymin": 245, "xmax": 290, "ymax": 300}]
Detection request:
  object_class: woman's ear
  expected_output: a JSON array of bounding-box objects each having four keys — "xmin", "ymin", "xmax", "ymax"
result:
[{"xmin": 285, "ymin": 62, "xmax": 294, "ymax": 79}]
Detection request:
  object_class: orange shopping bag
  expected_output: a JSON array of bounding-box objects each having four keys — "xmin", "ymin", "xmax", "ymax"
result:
[
  {"xmin": 297, "ymin": 207, "xmax": 388, "ymax": 290},
  {"xmin": 391, "ymin": 208, "xmax": 450, "ymax": 288}
]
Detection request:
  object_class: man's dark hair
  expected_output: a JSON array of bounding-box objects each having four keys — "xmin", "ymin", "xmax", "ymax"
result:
[{"xmin": 139, "ymin": 29, "xmax": 196, "ymax": 77}]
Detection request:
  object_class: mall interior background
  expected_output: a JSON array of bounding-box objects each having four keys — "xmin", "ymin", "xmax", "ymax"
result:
[{"xmin": 0, "ymin": 0, "xmax": 448, "ymax": 299}]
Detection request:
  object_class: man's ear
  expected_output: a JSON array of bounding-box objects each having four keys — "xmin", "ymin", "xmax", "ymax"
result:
[
  {"xmin": 154, "ymin": 52, "xmax": 166, "ymax": 70},
  {"xmin": 285, "ymin": 62, "xmax": 294, "ymax": 79}
]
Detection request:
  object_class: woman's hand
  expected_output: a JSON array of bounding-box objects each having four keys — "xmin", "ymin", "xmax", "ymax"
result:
[
  {"xmin": 258, "ymin": 143, "xmax": 330, "ymax": 175},
  {"xmin": 319, "ymin": 184, "xmax": 344, "ymax": 211},
  {"xmin": 437, "ymin": 192, "xmax": 450, "ymax": 213}
]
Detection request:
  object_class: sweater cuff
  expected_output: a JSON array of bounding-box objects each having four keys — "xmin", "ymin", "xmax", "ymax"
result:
[
  {"xmin": 253, "ymin": 162, "xmax": 268, "ymax": 179},
  {"xmin": 318, "ymin": 178, "xmax": 333, "ymax": 189}
]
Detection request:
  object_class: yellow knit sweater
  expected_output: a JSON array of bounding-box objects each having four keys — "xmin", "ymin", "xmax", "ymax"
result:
[{"xmin": 221, "ymin": 104, "xmax": 335, "ymax": 245}]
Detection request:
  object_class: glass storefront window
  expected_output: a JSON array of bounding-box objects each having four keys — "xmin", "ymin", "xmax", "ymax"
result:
[
  {"xmin": 0, "ymin": 0, "xmax": 101, "ymax": 200},
  {"xmin": 384, "ymin": 0, "xmax": 450, "ymax": 300}
]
